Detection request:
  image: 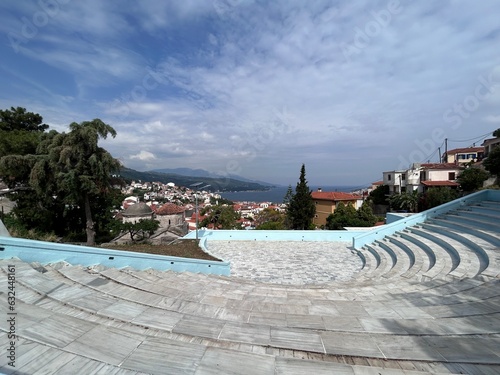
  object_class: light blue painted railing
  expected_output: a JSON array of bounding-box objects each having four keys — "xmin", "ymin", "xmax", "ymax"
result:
[
  {"xmin": 184, "ymin": 229, "xmax": 367, "ymax": 242},
  {"xmin": 352, "ymin": 189, "xmax": 500, "ymax": 250},
  {"xmin": 0, "ymin": 236, "xmax": 230, "ymax": 276}
]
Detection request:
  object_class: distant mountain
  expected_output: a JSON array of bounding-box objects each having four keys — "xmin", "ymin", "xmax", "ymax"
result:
[
  {"xmin": 118, "ymin": 167, "xmax": 274, "ymax": 192},
  {"xmin": 152, "ymin": 167, "xmax": 277, "ymax": 187}
]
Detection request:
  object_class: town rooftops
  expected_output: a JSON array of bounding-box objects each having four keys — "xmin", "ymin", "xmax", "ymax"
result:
[
  {"xmin": 122, "ymin": 202, "xmax": 153, "ymax": 217},
  {"xmin": 311, "ymin": 191, "xmax": 362, "ymax": 201},
  {"xmin": 444, "ymin": 147, "xmax": 484, "ymax": 154},
  {"xmin": 419, "ymin": 163, "xmax": 462, "ymax": 170},
  {"xmin": 155, "ymin": 202, "xmax": 185, "ymax": 215}
]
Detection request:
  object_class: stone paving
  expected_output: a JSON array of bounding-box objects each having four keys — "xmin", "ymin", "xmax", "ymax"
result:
[{"xmin": 206, "ymin": 240, "xmax": 363, "ymax": 285}]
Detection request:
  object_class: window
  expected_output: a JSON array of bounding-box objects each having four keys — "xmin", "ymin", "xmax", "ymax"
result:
[
  {"xmin": 448, "ymin": 172, "xmax": 456, "ymax": 180},
  {"xmin": 420, "ymin": 171, "xmax": 426, "ymax": 181},
  {"xmin": 401, "ymin": 174, "xmax": 406, "ymax": 181},
  {"xmin": 388, "ymin": 174, "xmax": 391, "ymax": 181}
]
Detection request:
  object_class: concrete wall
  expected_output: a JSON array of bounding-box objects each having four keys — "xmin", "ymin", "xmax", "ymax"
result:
[
  {"xmin": 0, "ymin": 236, "xmax": 229, "ymax": 276},
  {"xmin": 0, "ymin": 219, "xmax": 10, "ymax": 237}
]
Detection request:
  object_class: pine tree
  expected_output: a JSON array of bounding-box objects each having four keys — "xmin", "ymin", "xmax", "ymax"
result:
[{"xmin": 287, "ymin": 164, "xmax": 315, "ymax": 229}]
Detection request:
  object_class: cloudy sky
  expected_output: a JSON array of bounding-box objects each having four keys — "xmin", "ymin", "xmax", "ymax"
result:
[{"xmin": 1, "ymin": 1, "xmax": 499, "ymax": 187}]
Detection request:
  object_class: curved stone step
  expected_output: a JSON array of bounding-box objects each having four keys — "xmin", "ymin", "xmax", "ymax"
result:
[
  {"xmin": 398, "ymin": 230, "xmax": 453, "ymax": 280},
  {"xmin": 411, "ymin": 226, "xmax": 485, "ymax": 279},
  {"xmin": 420, "ymin": 222, "xmax": 500, "ymax": 279}
]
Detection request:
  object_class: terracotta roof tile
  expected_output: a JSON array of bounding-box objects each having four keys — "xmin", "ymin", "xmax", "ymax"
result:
[
  {"xmin": 311, "ymin": 191, "xmax": 362, "ymax": 201},
  {"xmin": 155, "ymin": 203, "xmax": 185, "ymax": 215}
]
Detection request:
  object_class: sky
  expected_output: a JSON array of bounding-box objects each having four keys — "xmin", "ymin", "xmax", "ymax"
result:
[{"xmin": 0, "ymin": 1, "xmax": 499, "ymax": 187}]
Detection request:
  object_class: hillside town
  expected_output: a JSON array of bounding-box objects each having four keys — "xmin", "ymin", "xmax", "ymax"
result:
[{"xmin": 113, "ymin": 133, "xmax": 500, "ymax": 240}]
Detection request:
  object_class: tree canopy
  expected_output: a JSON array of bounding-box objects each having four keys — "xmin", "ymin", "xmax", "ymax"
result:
[
  {"xmin": 0, "ymin": 114, "xmax": 121, "ymax": 245},
  {"xmin": 200, "ymin": 204, "xmax": 241, "ymax": 229},
  {"xmin": 325, "ymin": 201, "xmax": 377, "ymax": 230},
  {"xmin": 418, "ymin": 187, "xmax": 458, "ymax": 211},
  {"xmin": 286, "ymin": 164, "xmax": 315, "ymax": 229},
  {"xmin": 483, "ymin": 146, "xmax": 500, "ymax": 176},
  {"xmin": 0, "ymin": 107, "xmax": 48, "ymax": 158},
  {"xmin": 254, "ymin": 207, "xmax": 286, "ymax": 230},
  {"xmin": 457, "ymin": 167, "xmax": 490, "ymax": 191},
  {"xmin": 389, "ymin": 190, "xmax": 419, "ymax": 213}
]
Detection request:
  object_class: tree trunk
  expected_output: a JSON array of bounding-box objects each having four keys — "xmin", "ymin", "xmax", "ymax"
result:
[{"xmin": 84, "ymin": 193, "xmax": 95, "ymax": 246}]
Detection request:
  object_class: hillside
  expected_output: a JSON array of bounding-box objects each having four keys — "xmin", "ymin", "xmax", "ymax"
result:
[{"xmin": 119, "ymin": 167, "xmax": 273, "ymax": 192}]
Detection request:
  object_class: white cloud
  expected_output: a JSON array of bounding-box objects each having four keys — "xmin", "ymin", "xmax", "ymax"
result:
[
  {"xmin": 130, "ymin": 151, "xmax": 156, "ymax": 161},
  {"xmin": 2, "ymin": 1, "xmax": 500, "ymax": 185}
]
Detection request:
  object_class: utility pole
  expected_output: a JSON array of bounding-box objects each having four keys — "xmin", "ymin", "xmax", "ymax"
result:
[{"xmin": 444, "ymin": 138, "xmax": 448, "ymax": 163}]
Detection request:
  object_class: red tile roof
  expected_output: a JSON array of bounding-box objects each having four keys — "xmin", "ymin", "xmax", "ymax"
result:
[
  {"xmin": 420, "ymin": 163, "xmax": 462, "ymax": 170},
  {"xmin": 312, "ymin": 191, "xmax": 362, "ymax": 201},
  {"xmin": 155, "ymin": 203, "xmax": 185, "ymax": 215},
  {"xmin": 445, "ymin": 147, "xmax": 484, "ymax": 154},
  {"xmin": 421, "ymin": 180, "xmax": 459, "ymax": 187}
]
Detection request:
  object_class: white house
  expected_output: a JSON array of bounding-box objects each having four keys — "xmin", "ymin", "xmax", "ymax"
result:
[{"xmin": 383, "ymin": 163, "xmax": 462, "ymax": 194}]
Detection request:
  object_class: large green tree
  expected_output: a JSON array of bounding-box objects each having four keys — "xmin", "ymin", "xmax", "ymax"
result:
[
  {"xmin": 419, "ymin": 187, "xmax": 458, "ymax": 211},
  {"xmin": 30, "ymin": 119, "xmax": 121, "ymax": 245},
  {"xmin": 457, "ymin": 167, "xmax": 490, "ymax": 192},
  {"xmin": 483, "ymin": 146, "xmax": 500, "ymax": 177},
  {"xmin": 325, "ymin": 201, "xmax": 377, "ymax": 230},
  {"xmin": 287, "ymin": 164, "xmax": 315, "ymax": 230},
  {"xmin": 200, "ymin": 204, "xmax": 241, "ymax": 229},
  {"xmin": 0, "ymin": 107, "xmax": 48, "ymax": 158},
  {"xmin": 254, "ymin": 207, "xmax": 286, "ymax": 230},
  {"xmin": 389, "ymin": 190, "xmax": 419, "ymax": 213}
]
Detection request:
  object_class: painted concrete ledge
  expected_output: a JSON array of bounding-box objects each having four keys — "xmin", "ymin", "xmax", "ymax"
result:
[
  {"xmin": 184, "ymin": 229, "xmax": 366, "ymax": 242},
  {"xmin": 0, "ymin": 236, "xmax": 230, "ymax": 276}
]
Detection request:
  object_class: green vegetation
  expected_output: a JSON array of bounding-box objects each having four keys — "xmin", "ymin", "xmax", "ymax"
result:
[
  {"xmin": 325, "ymin": 201, "xmax": 377, "ymax": 229},
  {"xmin": 200, "ymin": 204, "xmax": 241, "ymax": 229},
  {"xmin": 368, "ymin": 184, "xmax": 389, "ymax": 205},
  {"xmin": 483, "ymin": 146, "xmax": 500, "ymax": 177},
  {"xmin": 457, "ymin": 166, "xmax": 490, "ymax": 192},
  {"xmin": 114, "ymin": 219, "xmax": 160, "ymax": 242},
  {"xmin": 286, "ymin": 164, "xmax": 315, "ymax": 230},
  {"xmin": 0, "ymin": 108, "xmax": 122, "ymax": 245},
  {"xmin": 418, "ymin": 187, "xmax": 459, "ymax": 211},
  {"xmin": 254, "ymin": 207, "xmax": 286, "ymax": 230},
  {"xmin": 0, "ymin": 107, "xmax": 48, "ymax": 158},
  {"xmin": 389, "ymin": 190, "xmax": 419, "ymax": 213}
]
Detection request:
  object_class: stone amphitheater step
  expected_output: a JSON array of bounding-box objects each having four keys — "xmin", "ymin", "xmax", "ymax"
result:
[
  {"xmin": 397, "ymin": 230, "xmax": 454, "ymax": 280},
  {"xmin": 408, "ymin": 226, "xmax": 484, "ymax": 279},
  {"xmin": 449, "ymin": 210, "xmax": 500, "ymax": 231},
  {"xmin": 9, "ymin": 259, "xmax": 500, "ymax": 325},
  {"xmin": 427, "ymin": 217, "xmax": 500, "ymax": 248},
  {"xmin": 3, "ymin": 258, "xmax": 500, "ymax": 373},
  {"xmin": 385, "ymin": 235, "xmax": 430, "ymax": 279},
  {"xmin": 375, "ymin": 238, "xmax": 413, "ymax": 278},
  {"xmin": 419, "ymin": 222, "xmax": 500, "ymax": 279}
]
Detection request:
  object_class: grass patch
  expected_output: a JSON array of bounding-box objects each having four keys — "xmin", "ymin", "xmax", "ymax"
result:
[{"xmin": 103, "ymin": 239, "xmax": 221, "ymax": 262}]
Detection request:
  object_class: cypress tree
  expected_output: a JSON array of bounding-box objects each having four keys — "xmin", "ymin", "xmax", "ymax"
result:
[{"xmin": 287, "ymin": 164, "xmax": 315, "ymax": 229}]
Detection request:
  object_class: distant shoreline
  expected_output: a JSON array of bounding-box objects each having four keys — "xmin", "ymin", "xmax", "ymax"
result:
[{"xmin": 220, "ymin": 185, "xmax": 365, "ymax": 203}]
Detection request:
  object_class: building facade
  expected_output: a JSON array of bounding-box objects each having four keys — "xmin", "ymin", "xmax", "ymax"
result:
[
  {"xmin": 311, "ymin": 189, "xmax": 364, "ymax": 227},
  {"xmin": 442, "ymin": 147, "xmax": 484, "ymax": 164}
]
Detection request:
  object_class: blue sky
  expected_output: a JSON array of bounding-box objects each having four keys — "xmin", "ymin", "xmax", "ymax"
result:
[{"xmin": 1, "ymin": 1, "xmax": 499, "ymax": 187}]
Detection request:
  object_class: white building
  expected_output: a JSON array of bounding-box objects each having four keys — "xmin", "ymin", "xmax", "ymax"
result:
[{"xmin": 383, "ymin": 163, "xmax": 462, "ymax": 194}]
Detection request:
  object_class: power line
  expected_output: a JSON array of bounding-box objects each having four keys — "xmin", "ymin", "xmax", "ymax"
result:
[{"xmin": 447, "ymin": 131, "xmax": 492, "ymax": 143}]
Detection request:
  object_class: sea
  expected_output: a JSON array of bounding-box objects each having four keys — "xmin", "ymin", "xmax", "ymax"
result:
[{"xmin": 219, "ymin": 185, "xmax": 367, "ymax": 203}]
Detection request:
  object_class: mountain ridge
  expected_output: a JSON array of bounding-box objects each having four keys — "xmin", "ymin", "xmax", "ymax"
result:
[
  {"xmin": 151, "ymin": 167, "xmax": 277, "ymax": 187},
  {"xmin": 118, "ymin": 167, "xmax": 274, "ymax": 192}
]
